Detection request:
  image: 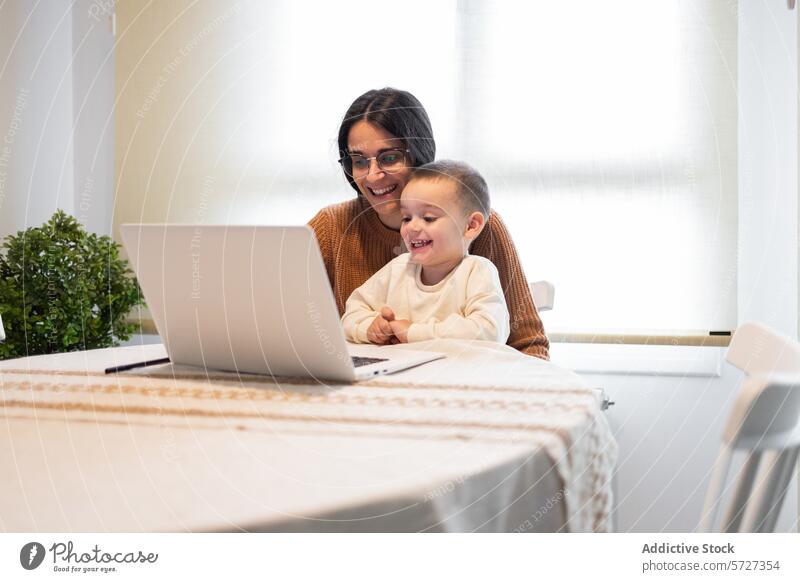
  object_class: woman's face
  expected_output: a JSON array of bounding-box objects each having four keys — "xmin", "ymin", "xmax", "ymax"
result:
[{"xmin": 347, "ymin": 120, "xmax": 413, "ymax": 229}]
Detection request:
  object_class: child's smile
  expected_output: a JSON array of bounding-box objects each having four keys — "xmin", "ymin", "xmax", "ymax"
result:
[{"xmin": 408, "ymin": 238, "xmax": 432, "ymax": 251}]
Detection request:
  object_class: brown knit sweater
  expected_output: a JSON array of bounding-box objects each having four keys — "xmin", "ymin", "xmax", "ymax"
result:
[{"xmin": 308, "ymin": 196, "xmax": 550, "ymax": 360}]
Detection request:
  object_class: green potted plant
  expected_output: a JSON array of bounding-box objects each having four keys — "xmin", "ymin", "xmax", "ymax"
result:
[{"xmin": 0, "ymin": 210, "xmax": 144, "ymax": 359}]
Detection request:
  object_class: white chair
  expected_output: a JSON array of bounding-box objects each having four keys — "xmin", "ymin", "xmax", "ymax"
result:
[
  {"xmin": 0, "ymin": 313, "xmax": 5, "ymax": 342},
  {"xmin": 699, "ymin": 322, "xmax": 800, "ymax": 532},
  {"xmin": 529, "ymin": 281, "xmax": 555, "ymax": 312}
]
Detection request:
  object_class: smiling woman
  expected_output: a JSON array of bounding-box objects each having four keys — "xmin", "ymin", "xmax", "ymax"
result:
[{"xmin": 308, "ymin": 88, "xmax": 549, "ymax": 360}]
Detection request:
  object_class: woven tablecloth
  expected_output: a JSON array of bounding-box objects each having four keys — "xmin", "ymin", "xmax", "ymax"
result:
[{"xmin": 0, "ymin": 339, "xmax": 617, "ymax": 532}]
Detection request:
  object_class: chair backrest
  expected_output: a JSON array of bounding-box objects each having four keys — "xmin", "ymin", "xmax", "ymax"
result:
[
  {"xmin": 529, "ymin": 280, "xmax": 555, "ymax": 312},
  {"xmin": 726, "ymin": 321, "xmax": 800, "ymax": 377},
  {"xmin": 700, "ymin": 322, "xmax": 800, "ymax": 532}
]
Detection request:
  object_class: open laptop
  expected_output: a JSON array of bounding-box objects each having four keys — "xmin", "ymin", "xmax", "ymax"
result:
[{"xmin": 119, "ymin": 224, "xmax": 444, "ymax": 382}]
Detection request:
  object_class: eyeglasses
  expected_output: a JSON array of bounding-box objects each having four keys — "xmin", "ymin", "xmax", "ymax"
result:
[{"xmin": 338, "ymin": 149, "xmax": 411, "ymax": 178}]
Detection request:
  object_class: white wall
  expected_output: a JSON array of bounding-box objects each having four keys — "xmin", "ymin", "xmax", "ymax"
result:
[
  {"xmin": 71, "ymin": 0, "xmax": 116, "ymax": 236},
  {"xmin": 738, "ymin": 0, "xmax": 798, "ymax": 336},
  {"xmin": 0, "ymin": 0, "xmax": 115, "ymax": 241},
  {"xmin": 0, "ymin": 0, "xmax": 75, "ymax": 241}
]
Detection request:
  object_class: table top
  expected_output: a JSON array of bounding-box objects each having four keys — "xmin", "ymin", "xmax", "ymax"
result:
[{"xmin": 0, "ymin": 339, "xmax": 617, "ymax": 532}]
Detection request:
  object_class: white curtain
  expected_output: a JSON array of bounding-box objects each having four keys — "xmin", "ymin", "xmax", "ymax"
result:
[{"xmin": 115, "ymin": 0, "xmax": 737, "ymax": 331}]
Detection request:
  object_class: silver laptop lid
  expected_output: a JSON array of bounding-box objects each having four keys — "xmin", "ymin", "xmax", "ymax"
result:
[{"xmin": 120, "ymin": 224, "xmax": 356, "ymax": 382}]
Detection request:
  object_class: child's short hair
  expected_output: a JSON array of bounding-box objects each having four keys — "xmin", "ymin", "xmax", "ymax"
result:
[{"xmin": 409, "ymin": 160, "xmax": 490, "ymax": 219}]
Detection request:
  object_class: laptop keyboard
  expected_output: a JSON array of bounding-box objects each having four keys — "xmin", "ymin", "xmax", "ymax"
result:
[{"xmin": 351, "ymin": 356, "xmax": 389, "ymax": 368}]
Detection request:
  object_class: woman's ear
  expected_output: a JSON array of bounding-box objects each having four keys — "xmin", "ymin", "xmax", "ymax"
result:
[{"xmin": 464, "ymin": 211, "xmax": 486, "ymax": 242}]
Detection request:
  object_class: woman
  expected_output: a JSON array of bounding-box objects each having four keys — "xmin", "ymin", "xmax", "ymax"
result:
[{"xmin": 308, "ymin": 88, "xmax": 549, "ymax": 360}]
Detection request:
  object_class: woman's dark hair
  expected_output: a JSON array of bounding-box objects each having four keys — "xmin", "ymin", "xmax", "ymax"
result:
[{"xmin": 337, "ymin": 88, "xmax": 435, "ymax": 194}]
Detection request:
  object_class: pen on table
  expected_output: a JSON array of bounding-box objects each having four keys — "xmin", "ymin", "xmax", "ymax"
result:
[
  {"xmin": 709, "ymin": 331, "xmax": 732, "ymax": 336},
  {"xmin": 104, "ymin": 357, "xmax": 170, "ymax": 374}
]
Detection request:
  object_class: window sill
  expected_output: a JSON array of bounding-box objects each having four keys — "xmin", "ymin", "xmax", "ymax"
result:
[
  {"xmin": 547, "ymin": 328, "xmax": 731, "ymax": 348},
  {"xmin": 132, "ymin": 319, "xmax": 732, "ymax": 348}
]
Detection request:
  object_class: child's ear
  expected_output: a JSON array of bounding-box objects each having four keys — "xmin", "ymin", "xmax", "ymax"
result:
[{"xmin": 464, "ymin": 211, "xmax": 486, "ymax": 242}]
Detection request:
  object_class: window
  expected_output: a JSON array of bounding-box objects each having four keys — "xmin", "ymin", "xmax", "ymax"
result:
[
  {"xmin": 454, "ymin": 1, "xmax": 737, "ymax": 331},
  {"xmin": 116, "ymin": 0, "xmax": 737, "ymax": 332}
]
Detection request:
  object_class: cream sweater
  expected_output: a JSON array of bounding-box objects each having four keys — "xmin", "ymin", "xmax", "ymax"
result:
[
  {"xmin": 342, "ymin": 253, "xmax": 510, "ymax": 344},
  {"xmin": 309, "ymin": 196, "xmax": 549, "ymax": 359}
]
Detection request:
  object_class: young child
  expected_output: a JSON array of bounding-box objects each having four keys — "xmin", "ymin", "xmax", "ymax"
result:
[{"xmin": 341, "ymin": 160, "xmax": 510, "ymax": 345}]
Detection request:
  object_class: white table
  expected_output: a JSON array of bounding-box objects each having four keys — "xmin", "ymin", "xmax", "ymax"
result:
[{"xmin": 0, "ymin": 339, "xmax": 617, "ymax": 532}]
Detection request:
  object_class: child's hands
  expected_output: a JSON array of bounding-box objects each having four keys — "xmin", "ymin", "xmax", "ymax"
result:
[
  {"xmin": 389, "ymin": 319, "xmax": 411, "ymax": 343},
  {"xmin": 381, "ymin": 307, "xmax": 410, "ymax": 343},
  {"xmin": 366, "ymin": 306, "xmax": 397, "ymax": 345}
]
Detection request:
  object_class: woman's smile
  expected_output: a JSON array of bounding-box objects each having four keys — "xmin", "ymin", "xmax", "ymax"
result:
[{"xmin": 367, "ymin": 183, "xmax": 399, "ymax": 197}]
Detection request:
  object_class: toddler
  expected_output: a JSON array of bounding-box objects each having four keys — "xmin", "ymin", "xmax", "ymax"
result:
[{"xmin": 342, "ymin": 160, "xmax": 510, "ymax": 345}]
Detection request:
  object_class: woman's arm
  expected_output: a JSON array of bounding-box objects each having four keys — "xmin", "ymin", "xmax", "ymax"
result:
[
  {"xmin": 308, "ymin": 208, "xmax": 335, "ymax": 289},
  {"xmin": 471, "ymin": 212, "xmax": 550, "ymax": 360}
]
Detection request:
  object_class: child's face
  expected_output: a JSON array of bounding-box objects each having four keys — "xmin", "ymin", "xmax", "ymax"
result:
[{"xmin": 400, "ymin": 178, "xmax": 478, "ymax": 273}]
